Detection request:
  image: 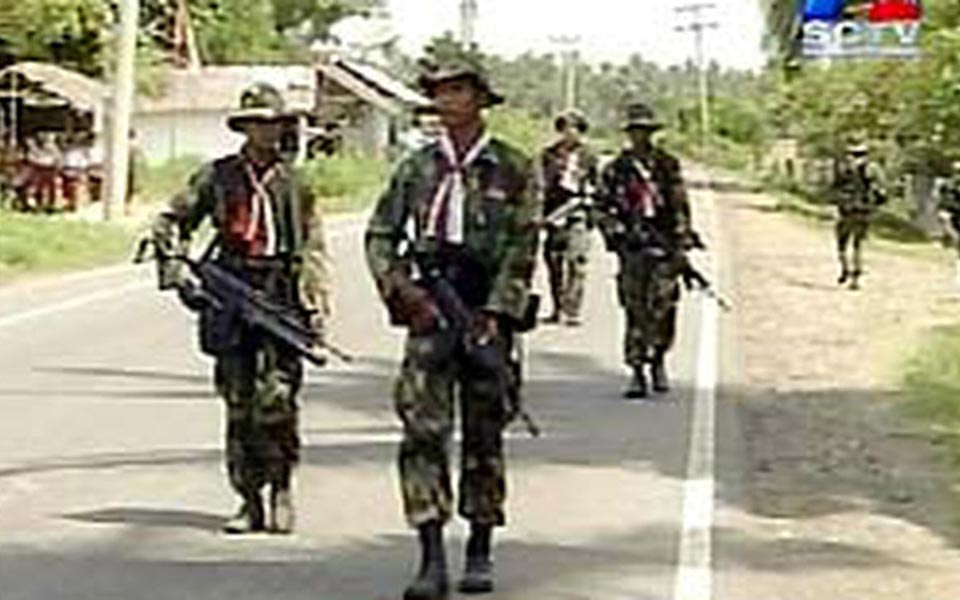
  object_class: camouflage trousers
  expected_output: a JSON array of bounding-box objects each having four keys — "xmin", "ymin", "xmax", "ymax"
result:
[
  {"xmin": 214, "ymin": 332, "xmax": 302, "ymax": 499},
  {"xmin": 394, "ymin": 331, "xmax": 508, "ymax": 528},
  {"xmin": 836, "ymin": 212, "xmax": 871, "ymax": 276},
  {"xmin": 545, "ymin": 222, "xmax": 591, "ymax": 319},
  {"xmin": 616, "ymin": 251, "xmax": 682, "ymax": 367}
]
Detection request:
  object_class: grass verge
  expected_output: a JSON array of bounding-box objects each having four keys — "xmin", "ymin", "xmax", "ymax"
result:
[
  {"xmin": 0, "ymin": 210, "xmax": 139, "ymax": 284},
  {"xmin": 902, "ymin": 325, "xmax": 960, "ymax": 510}
]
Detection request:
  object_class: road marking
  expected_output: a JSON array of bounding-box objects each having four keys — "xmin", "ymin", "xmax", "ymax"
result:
[
  {"xmin": 0, "ymin": 281, "xmax": 150, "ymax": 330},
  {"xmin": 674, "ymin": 181, "xmax": 719, "ymax": 600}
]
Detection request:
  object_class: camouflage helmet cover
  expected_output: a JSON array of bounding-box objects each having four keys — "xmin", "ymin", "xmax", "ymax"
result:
[
  {"xmin": 227, "ymin": 82, "xmax": 299, "ymax": 132},
  {"xmin": 555, "ymin": 108, "xmax": 589, "ymax": 132},
  {"xmin": 417, "ymin": 55, "xmax": 505, "ymax": 108},
  {"xmin": 622, "ymin": 102, "xmax": 663, "ymax": 130}
]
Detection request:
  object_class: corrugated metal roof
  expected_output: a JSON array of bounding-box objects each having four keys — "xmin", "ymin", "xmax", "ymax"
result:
[
  {"xmin": 0, "ymin": 62, "xmax": 106, "ymax": 112},
  {"xmin": 337, "ymin": 59, "xmax": 429, "ymax": 107},
  {"xmin": 317, "ymin": 58, "xmax": 429, "ymax": 116}
]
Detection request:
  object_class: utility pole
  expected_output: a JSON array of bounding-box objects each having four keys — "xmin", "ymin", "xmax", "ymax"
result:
[
  {"xmin": 103, "ymin": 0, "xmax": 139, "ymax": 221},
  {"xmin": 460, "ymin": 0, "xmax": 478, "ymax": 47},
  {"xmin": 675, "ymin": 2, "xmax": 718, "ymax": 150},
  {"xmin": 550, "ymin": 35, "xmax": 581, "ymax": 110}
]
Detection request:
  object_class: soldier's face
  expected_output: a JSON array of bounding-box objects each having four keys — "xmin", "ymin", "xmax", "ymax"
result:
[
  {"xmin": 560, "ymin": 125, "xmax": 582, "ymax": 145},
  {"xmin": 245, "ymin": 120, "xmax": 284, "ymax": 151},
  {"xmin": 433, "ymin": 78, "xmax": 484, "ymax": 129},
  {"xmin": 626, "ymin": 126, "xmax": 654, "ymax": 149}
]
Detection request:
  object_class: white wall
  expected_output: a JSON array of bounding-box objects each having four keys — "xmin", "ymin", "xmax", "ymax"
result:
[{"xmin": 133, "ymin": 110, "xmax": 245, "ymax": 166}]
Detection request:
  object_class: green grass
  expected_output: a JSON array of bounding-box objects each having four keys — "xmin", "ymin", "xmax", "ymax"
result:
[
  {"xmin": 902, "ymin": 325, "xmax": 960, "ymax": 503},
  {"xmin": 137, "ymin": 156, "xmax": 204, "ymax": 205},
  {"xmin": 302, "ymin": 153, "xmax": 390, "ymax": 214},
  {"xmin": 0, "ymin": 211, "xmax": 139, "ymax": 284}
]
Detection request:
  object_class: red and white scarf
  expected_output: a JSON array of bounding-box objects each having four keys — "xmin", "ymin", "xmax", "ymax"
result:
[{"xmin": 426, "ymin": 132, "xmax": 491, "ymax": 244}]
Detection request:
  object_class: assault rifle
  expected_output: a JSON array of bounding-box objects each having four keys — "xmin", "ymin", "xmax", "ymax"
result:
[
  {"xmin": 135, "ymin": 237, "xmax": 353, "ymax": 366},
  {"xmin": 603, "ymin": 205, "xmax": 732, "ymax": 312},
  {"xmin": 413, "ymin": 249, "xmax": 541, "ymax": 437}
]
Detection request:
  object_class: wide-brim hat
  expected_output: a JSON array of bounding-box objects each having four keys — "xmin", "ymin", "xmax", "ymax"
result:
[
  {"xmin": 622, "ymin": 102, "xmax": 663, "ymax": 130},
  {"xmin": 417, "ymin": 61, "xmax": 505, "ymax": 108},
  {"xmin": 846, "ymin": 142, "xmax": 870, "ymax": 155},
  {"xmin": 226, "ymin": 82, "xmax": 300, "ymax": 133}
]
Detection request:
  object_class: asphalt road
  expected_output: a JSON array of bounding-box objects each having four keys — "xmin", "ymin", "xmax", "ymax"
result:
[{"xmin": 0, "ymin": 188, "xmax": 724, "ymax": 600}]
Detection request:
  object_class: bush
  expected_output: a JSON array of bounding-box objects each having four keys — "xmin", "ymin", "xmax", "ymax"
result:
[
  {"xmin": 301, "ymin": 153, "xmax": 389, "ymax": 213},
  {"xmin": 0, "ymin": 210, "xmax": 137, "ymax": 283},
  {"xmin": 138, "ymin": 156, "xmax": 204, "ymax": 204}
]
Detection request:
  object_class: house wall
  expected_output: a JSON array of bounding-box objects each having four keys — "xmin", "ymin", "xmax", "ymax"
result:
[{"xmin": 132, "ymin": 110, "xmax": 244, "ymax": 165}]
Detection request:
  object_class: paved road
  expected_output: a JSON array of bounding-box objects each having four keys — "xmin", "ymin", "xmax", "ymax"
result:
[{"xmin": 0, "ymin": 188, "xmax": 723, "ymax": 600}]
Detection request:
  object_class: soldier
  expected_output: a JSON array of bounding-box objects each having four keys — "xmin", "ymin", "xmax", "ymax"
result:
[
  {"xmin": 365, "ymin": 55, "xmax": 540, "ymax": 599},
  {"xmin": 151, "ymin": 83, "xmax": 332, "ymax": 534},
  {"xmin": 833, "ymin": 142, "xmax": 887, "ymax": 291},
  {"xmin": 539, "ymin": 109, "xmax": 598, "ymax": 326},
  {"xmin": 595, "ymin": 103, "xmax": 694, "ymax": 400},
  {"xmin": 937, "ymin": 160, "xmax": 960, "ymax": 285}
]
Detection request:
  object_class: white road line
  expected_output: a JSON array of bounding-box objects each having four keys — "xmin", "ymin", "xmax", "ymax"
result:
[
  {"xmin": 0, "ymin": 281, "xmax": 150, "ymax": 330},
  {"xmin": 674, "ymin": 181, "xmax": 719, "ymax": 600},
  {"xmin": 0, "ymin": 215, "xmax": 367, "ymax": 331}
]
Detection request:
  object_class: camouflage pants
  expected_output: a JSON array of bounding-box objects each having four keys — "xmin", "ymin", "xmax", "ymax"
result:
[
  {"xmin": 214, "ymin": 332, "xmax": 302, "ymax": 499},
  {"xmin": 545, "ymin": 222, "xmax": 591, "ymax": 318},
  {"xmin": 617, "ymin": 252, "xmax": 682, "ymax": 367},
  {"xmin": 836, "ymin": 213, "xmax": 871, "ymax": 275},
  {"xmin": 394, "ymin": 332, "xmax": 508, "ymax": 528}
]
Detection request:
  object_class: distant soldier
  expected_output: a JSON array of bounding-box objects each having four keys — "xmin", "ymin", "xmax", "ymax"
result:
[
  {"xmin": 937, "ymin": 160, "xmax": 960, "ymax": 284},
  {"xmin": 539, "ymin": 109, "xmax": 598, "ymax": 326},
  {"xmin": 151, "ymin": 83, "xmax": 333, "ymax": 534},
  {"xmin": 365, "ymin": 55, "xmax": 540, "ymax": 599},
  {"xmin": 596, "ymin": 103, "xmax": 694, "ymax": 400},
  {"xmin": 832, "ymin": 142, "xmax": 886, "ymax": 291}
]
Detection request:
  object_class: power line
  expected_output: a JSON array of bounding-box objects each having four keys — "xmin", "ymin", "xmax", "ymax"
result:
[{"xmin": 675, "ymin": 2, "xmax": 719, "ymax": 150}]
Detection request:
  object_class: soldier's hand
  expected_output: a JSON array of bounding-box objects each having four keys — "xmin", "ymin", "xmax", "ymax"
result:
[
  {"xmin": 398, "ymin": 285, "xmax": 440, "ymax": 335},
  {"xmin": 473, "ymin": 311, "xmax": 499, "ymax": 345},
  {"xmin": 176, "ymin": 278, "xmax": 212, "ymax": 312}
]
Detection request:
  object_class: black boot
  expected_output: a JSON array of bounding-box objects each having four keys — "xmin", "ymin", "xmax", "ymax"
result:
[
  {"xmin": 849, "ymin": 271, "xmax": 861, "ymax": 291},
  {"xmin": 458, "ymin": 523, "xmax": 494, "ymax": 594},
  {"xmin": 222, "ymin": 492, "xmax": 265, "ymax": 534},
  {"xmin": 623, "ymin": 366, "xmax": 648, "ymax": 400},
  {"xmin": 404, "ymin": 521, "xmax": 448, "ymax": 600},
  {"xmin": 651, "ymin": 351, "xmax": 670, "ymax": 393}
]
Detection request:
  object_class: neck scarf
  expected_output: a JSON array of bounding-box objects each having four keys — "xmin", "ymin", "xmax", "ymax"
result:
[
  {"xmin": 426, "ymin": 131, "xmax": 491, "ymax": 244},
  {"xmin": 243, "ymin": 160, "xmax": 278, "ymax": 256}
]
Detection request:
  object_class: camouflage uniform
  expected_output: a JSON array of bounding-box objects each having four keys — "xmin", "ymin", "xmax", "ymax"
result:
[
  {"xmin": 152, "ymin": 84, "xmax": 332, "ymax": 528},
  {"xmin": 596, "ymin": 104, "xmax": 692, "ymax": 393},
  {"xmin": 938, "ymin": 173, "xmax": 960, "ymax": 255},
  {"xmin": 833, "ymin": 146, "xmax": 886, "ymax": 289},
  {"xmin": 540, "ymin": 127, "xmax": 598, "ymax": 324},
  {"xmin": 365, "ymin": 132, "xmax": 539, "ymax": 530}
]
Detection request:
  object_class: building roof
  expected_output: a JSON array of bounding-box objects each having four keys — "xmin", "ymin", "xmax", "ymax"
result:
[
  {"xmin": 136, "ymin": 65, "xmax": 316, "ymax": 114},
  {"xmin": 0, "ymin": 62, "xmax": 106, "ymax": 112},
  {"xmin": 316, "ymin": 57, "xmax": 429, "ymax": 116}
]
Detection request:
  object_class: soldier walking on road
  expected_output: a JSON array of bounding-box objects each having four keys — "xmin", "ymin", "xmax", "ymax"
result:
[
  {"xmin": 937, "ymin": 160, "xmax": 960, "ymax": 286},
  {"xmin": 365, "ymin": 53, "xmax": 540, "ymax": 599},
  {"xmin": 833, "ymin": 142, "xmax": 887, "ymax": 291},
  {"xmin": 151, "ymin": 83, "xmax": 333, "ymax": 535},
  {"xmin": 595, "ymin": 103, "xmax": 695, "ymax": 400},
  {"xmin": 539, "ymin": 109, "xmax": 598, "ymax": 326}
]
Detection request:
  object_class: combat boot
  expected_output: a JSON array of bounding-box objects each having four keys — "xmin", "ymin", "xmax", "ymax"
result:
[
  {"xmin": 404, "ymin": 520, "xmax": 449, "ymax": 600},
  {"xmin": 269, "ymin": 486, "xmax": 295, "ymax": 534},
  {"xmin": 623, "ymin": 367, "xmax": 648, "ymax": 400},
  {"xmin": 849, "ymin": 271, "xmax": 861, "ymax": 291},
  {"xmin": 458, "ymin": 523, "xmax": 494, "ymax": 595},
  {"xmin": 223, "ymin": 493, "xmax": 265, "ymax": 534},
  {"xmin": 650, "ymin": 351, "xmax": 670, "ymax": 393},
  {"xmin": 544, "ymin": 311, "xmax": 561, "ymax": 324}
]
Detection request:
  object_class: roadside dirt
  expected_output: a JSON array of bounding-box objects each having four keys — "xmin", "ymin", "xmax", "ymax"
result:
[{"xmin": 713, "ymin": 176, "xmax": 960, "ymax": 599}]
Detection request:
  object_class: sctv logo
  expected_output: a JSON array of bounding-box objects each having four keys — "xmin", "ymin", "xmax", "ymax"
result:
[{"xmin": 801, "ymin": 0, "xmax": 923, "ymax": 59}]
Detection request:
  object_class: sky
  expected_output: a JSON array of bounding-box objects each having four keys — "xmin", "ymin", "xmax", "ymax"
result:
[{"xmin": 386, "ymin": 0, "xmax": 768, "ymax": 71}]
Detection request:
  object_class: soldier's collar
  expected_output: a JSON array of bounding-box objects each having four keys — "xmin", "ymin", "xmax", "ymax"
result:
[{"xmin": 432, "ymin": 133, "xmax": 499, "ymax": 166}]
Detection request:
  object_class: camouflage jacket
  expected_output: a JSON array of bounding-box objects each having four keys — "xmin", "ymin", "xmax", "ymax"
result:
[
  {"xmin": 833, "ymin": 161, "xmax": 886, "ymax": 215},
  {"xmin": 365, "ymin": 135, "xmax": 541, "ymax": 323},
  {"xmin": 595, "ymin": 146, "xmax": 692, "ymax": 252},
  {"xmin": 938, "ymin": 176, "xmax": 960, "ymax": 217},
  {"xmin": 152, "ymin": 147, "xmax": 333, "ymax": 319},
  {"xmin": 539, "ymin": 140, "xmax": 599, "ymax": 222}
]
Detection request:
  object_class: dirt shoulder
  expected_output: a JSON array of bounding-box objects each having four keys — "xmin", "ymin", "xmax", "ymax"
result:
[{"xmin": 711, "ymin": 174, "xmax": 960, "ymax": 599}]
